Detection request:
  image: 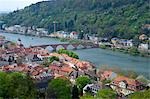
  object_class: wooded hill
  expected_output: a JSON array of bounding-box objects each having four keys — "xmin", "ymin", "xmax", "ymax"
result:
[{"xmin": 0, "ymin": 0, "xmax": 149, "ymax": 39}]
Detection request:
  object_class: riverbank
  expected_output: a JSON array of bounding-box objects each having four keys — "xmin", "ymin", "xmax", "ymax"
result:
[
  {"xmin": 59, "ymin": 37, "xmax": 94, "ymax": 45},
  {"xmin": 99, "ymin": 44, "xmax": 150, "ymax": 57},
  {"xmin": 75, "ymin": 48, "xmax": 150, "ymax": 79},
  {"xmin": 0, "ymin": 32, "xmax": 66, "ymax": 47},
  {"xmin": 0, "ymin": 29, "xmax": 49, "ymax": 38}
]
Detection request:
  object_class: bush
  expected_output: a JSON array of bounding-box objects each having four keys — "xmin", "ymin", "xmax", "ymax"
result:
[
  {"xmin": 43, "ymin": 56, "xmax": 59, "ymax": 67},
  {"xmin": 57, "ymin": 49, "xmax": 79, "ymax": 59},
  {"xmin": 128, "ymin": 47, "xmax": 139, "ymax": 56},
  {"xmin": 76, "ymin": 76, "xmax": 91, "ymax": 95},
  {"xmin": 100, "ymin": 44, "xmax": 107, "ymax": 49}
]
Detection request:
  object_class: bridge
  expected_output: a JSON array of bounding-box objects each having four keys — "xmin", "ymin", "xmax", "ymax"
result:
[{"xmin": 30, "ymin": 43, "xmax": 99, "ymax": 51}]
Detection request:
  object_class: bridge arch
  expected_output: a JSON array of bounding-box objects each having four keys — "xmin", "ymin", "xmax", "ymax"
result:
[
  {"xmin": 45, "ymin": 46, "xmax": 54, "ymax": 52},
  {"xmin": 56, "ymin": 45, "xmax": 65, "ymax": 51},
  {"xmin": 67, "ymin": 44, "xmax": 75, "ymax": 50},
  {"xmin": 77, "ymin": 44, "xmax": 85, "ymax": 49}
]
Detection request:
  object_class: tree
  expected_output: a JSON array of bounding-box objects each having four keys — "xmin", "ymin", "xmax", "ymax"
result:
[
  {"xmin": 72, "ymin": 85, "xmax": 79, "ymax": 99},
  {"xmin": 80, "ymin": 93, "xmax": 94, "ymax": 99},
  {"xmin": 99, "ymin": 44, "xmax": 107, "ymax": 49},
  {"xmin": 0, "ymin": 72, "xmax": 37, "ymax": 98},
  {"xmin": 43, "ymin": 56, "xmax": 59, "ymax": 67},
  {"xmin": 128, "ymin": 47, "xmax": 139, "ymax": 56},
  {"xmin": 128, "ymin": 90, "xmax": 150, "ymax": 99},
  {"xmin": 96, "ymin": 89, "xmax": 117, "ymax": 99},
  {"xmin": 49, "ymin": 56, "xmax": 59, "ymax": 63},
  {"xmin": 47, "ymin": 78, "xmax": 72, "ymax": 99},
  {"xmin": 0, "ymin": 72, "xmax": 9, "ymax": 98},
  {"xmin": 76, "ymin": 76, "xmax": 91, "ymax": 95},
  {"xmin": 57, "ymin": 49, "xmax": 79, "ymax": 59}
]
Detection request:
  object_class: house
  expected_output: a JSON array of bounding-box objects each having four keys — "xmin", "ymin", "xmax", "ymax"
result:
[
  {"xmin": 110, "ymin": 76, "xmax": 145, "ymax": 96},
  {"xmin": 100, "ymin": 70, "xmax": 117, "ymax": 81},
  {"xmin": 70, "ymin": 31, "xmax": 78, "ymax": 39},
  {"xmin": 69, "ymin": 70, "xmax": 85, "ymax": 79},
  {"xmin": 119, "ymin": 39, "xmax": 133, "ymax": 47},
  {"xmin": 83, "ymin": 83, "xmax": 102, "ymax": 95},
  {"xmin": 27, "ymin": 54, "xmax": 42, "ymax": 62},
  {"xmin": 36, "ymin": 28, "xmax": 49, "ymax": 36},
  {"xmin": 139, "ymin": 34, "xmax": 148, "ymax": 40},
  {"xmin": 138, "ymin": 43, "xmax": 149, "ymax": 50},
  {"xmin": 111, "ymin": 38, "xmax": 133, "ymax": 48},
  {"xmin": 84, "ymin": 70, "xmax": 98, "ymax": 80},
  {"xmin": 63, "ymin": 32, "xmax": 70, "ymax": 38},
  {"xmin": 126, "ymin": 40, "xmax": 133, "ymax": 47},
  {"xmin": 89, "ymin": 36, "xmax": 99, "ymax": 44},
  {"xmin": 49, "ymin": 64, "xmax": 74, "ymax": 78},
  {"xmin": 111, "ymin": 38, "xmax": 119, "ymax": 46},
  {"xmin": 52, "ymin": 31, "xmax": 69, "ymax": 38}
]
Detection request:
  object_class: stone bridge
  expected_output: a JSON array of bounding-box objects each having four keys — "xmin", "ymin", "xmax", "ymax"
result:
[{"xmin": 30, "ymin": 43, "xmax": 99, "ymax": 52}]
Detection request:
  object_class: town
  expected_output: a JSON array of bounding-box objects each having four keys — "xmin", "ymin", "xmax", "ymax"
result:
[
  {"xmin": 0, "ymin": 0, "xmax": 150, "ymax": 98},
  {"xmin": 0, "ymin": 34, "xmax": 149, "ymax": 98}
]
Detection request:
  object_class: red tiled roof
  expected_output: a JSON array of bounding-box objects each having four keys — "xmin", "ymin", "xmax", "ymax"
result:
[
  {"xmin": 32, "ymin": 71, "xmax": 39, "ymax": 76},
  {"xmin": 113, "ymin": 76, "xmax": 141, "ymax": 86},
  {"xmin": 49, "ymin": 65, "xmax": 60, "ymax": 71},
  {"xmin": 101, "ymin": 71, "xmax": 113, "ymax": 78},
  {"xmin": 61, "ymin": 66, "xmax": 73, "ymax": 73}
]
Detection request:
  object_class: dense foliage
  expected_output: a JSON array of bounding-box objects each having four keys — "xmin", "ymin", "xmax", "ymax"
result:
[
  {"xmin": 80, "ymin": 89, "xmax": 117, "ymax": 99},
  {"xmin": 72, "ymin": 85, "xmax": 80, "ymax": 99},
  {"xmin": 80, "ymin": 94, "xmax": 94, "ymax": 99},
  {"xmin": 96, "ymin": 89, "xmax": 117, "ymax": 99},
  {"xmin": 57, "ymin": 49, "xmax": 79, "ymax": 59},
  {"xmin": 0, "ymin": 72, "xmax": 37, "ymax": 98},
  {"xmin": 76, "ymin": 76, "xmax": 91, "ymax": 95},
  {"xmin": 47, "ymin": 78, "xmax": 72, "ymax": 99},
  {"xmin": 128, "ymin": 90, "xmax": 150, "ymax": 99},
  {"xmin": 0, "ymin": 0, "xmax": 149, "ymax": 39}
]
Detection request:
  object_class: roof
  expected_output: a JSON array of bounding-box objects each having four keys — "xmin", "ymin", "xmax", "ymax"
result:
[
  {"xmin": 49, "ymin": 65, "xmax": 60, "ymax": 71},
  {"xmin": 113, "ymin": 76, "xmax": 142, "ymax": 86},
  {"xmin": 70, "ymin": 31, "xmax": 78, "ymax": 35},
  {"xmin": 102, "ymin": 71, "xmax": 113, "ymax": 77},
  {"xmin": 61, "ymin": 66, "xmax": 73, "ymax": 73}
]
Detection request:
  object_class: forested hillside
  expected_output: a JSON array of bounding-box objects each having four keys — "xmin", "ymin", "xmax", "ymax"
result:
[{"xmin": 0, "ymin": 0, "xmax": 149, "ymax": 39}]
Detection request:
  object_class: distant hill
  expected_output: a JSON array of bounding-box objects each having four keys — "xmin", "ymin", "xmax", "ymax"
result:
[{"xmin": 0, "ymin": 0, "xmax": 149, "ymax": 39}]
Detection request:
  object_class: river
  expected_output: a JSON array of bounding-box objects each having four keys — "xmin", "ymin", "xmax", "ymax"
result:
[{"xmin": 0, "ymin": 32, "xmax": 150, "ymax": 79}]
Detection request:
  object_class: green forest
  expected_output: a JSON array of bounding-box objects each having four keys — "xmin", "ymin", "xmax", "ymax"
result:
[{"xmin": 0, "ymin": 0, "xmax": 149, "ymax": 39}]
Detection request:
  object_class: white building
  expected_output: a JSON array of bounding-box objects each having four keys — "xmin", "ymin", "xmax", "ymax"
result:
[
  {"xmin": 83, "ymin": 84, "xmax": 101, "ymax": 95},
  {"xmin": 70, "ymin": 31, "xmax": 78, "ymax": 39},
  {"xmin": 139, "ymin": 43, "xmax": 148, "ymax": 50}
]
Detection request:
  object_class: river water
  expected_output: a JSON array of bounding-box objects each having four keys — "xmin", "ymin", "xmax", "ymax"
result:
[{"xmin": 0, "ymin": 32, "xmax": 150, "ymax": 79}]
